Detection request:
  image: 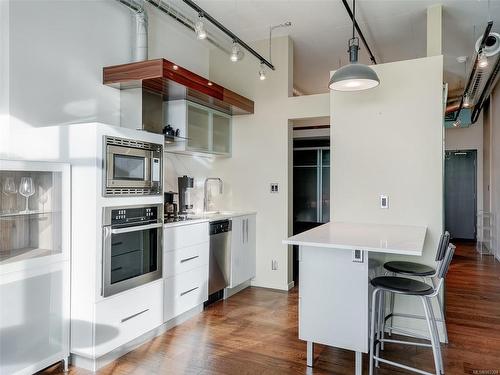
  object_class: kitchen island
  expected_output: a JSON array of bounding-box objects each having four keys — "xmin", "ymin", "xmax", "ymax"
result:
[{"xmin": 283, "ymin": 222, "xmax": 427, "ymax": 375}]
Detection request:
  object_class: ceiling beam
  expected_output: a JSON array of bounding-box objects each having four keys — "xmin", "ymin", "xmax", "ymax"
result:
[{"xmin": 426, "ymin": 4, "xmax": 442, "ymax": 57}]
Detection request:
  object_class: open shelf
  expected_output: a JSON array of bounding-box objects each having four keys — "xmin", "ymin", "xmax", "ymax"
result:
[
  {"xmin": 0, "ymin": 211, "xmax": 59, "ymax": 218},
  {"xmin": 0, "ymin": 247, "xmax": 60, "ymax": 264}
]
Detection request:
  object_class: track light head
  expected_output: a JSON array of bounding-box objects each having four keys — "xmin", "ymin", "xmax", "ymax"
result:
[
  {"xmin": 258, "ymin": 63, "xmax": 266, "ymax": 80},
  {"xmin": 195, "ymin": 15, "xmax": 207, "ymax": 40},
  {"xmin": 478, "ymin": 51, "xmax": 488, "ymax": 68},
  {"xmin": 463, "ymin": 94, "xmax": 472, "ymax": 108},
  {"xmin": 230, "ymin": 42, "xmax": 244, "ymax": 62}
]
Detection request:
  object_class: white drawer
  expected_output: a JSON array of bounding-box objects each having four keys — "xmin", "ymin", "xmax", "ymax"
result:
[
  {"xmin": 164, "ymin": 266, "xmax": 208, "ymax": 322},
  {"xmin": 164, "ymin": 242, "xmax": 209, "ymax": 278},
  {"xmin": 94, "ymin": 280, "xmax": 163, "ymax": 357},
  {"xmin": 164, "ymin": 222, "xmax": 209, "ymax": 252}
]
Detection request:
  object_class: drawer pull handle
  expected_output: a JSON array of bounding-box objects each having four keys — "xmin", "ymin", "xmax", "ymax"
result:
[
  {"xmin": 180, "ymin": 287, "xmax": 199, "ymax": 297},
  {"xmin": 180, "ymin": 255, "xmax": 199, "ymax": 263},
  {"xmin": 121, "ymin": 309, "xmax": 149, "ymax": 323}
]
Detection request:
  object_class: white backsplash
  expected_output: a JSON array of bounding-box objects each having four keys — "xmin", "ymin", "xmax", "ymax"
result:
[{"xmin": 164, "ymin": 152, "xmax": 230, "ymax": 214}]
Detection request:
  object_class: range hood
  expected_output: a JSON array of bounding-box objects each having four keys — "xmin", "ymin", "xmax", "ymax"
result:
[{"xmin": 103, "ymin": 58, "xmax": 254, "ymax": 116}]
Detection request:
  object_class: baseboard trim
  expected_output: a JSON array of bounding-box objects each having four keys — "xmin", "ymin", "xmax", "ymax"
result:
[
  {"xmin": 224, "ymin": 279, "xmax": 251, "ymax": 299},
  {"xmin": 71, "ymin": 304, "xmax": 204, "ymax": 372},
  {"xmin": 287, "ymin": 281, "xmax": 295, "ymax": 290}
]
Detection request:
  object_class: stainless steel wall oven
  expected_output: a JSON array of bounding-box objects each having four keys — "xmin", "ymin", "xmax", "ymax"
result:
[{"xmin": 102, "ymin": 204, "xmax": 163, "ymax": 297}]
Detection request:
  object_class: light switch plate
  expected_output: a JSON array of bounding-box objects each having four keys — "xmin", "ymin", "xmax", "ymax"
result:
[
  {"xmin": 380, "ymin": 195, "xmax": 389, "ymax": 209},
  {"xmin": 270, "ymin": 183, "xmax": 279, "ymax": 193}
]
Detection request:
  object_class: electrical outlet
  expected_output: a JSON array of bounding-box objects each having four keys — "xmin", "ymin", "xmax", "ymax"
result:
[
  {"xmin": 271, "ymin": 260, "xmax": 278, "ymax": 270},
  {"xmin": 352, "ymin": 249, "xmax": 364, "ymax": 263},
  {"xmin": 270, "ymin": 183, "xmax": 279, "ymax": 193}
]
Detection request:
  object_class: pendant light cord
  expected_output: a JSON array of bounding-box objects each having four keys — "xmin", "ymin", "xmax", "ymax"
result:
[{"xmin": 352, "ymin": 0, "xmax": 355, "ymax": 39}]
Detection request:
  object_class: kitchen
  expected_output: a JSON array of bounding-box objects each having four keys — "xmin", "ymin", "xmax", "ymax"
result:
[{"xmin": 1, "ymin": 1, "xmax": 500, "ymax": 375}]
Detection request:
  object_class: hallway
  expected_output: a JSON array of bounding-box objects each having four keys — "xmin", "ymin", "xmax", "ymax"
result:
[{"xmin": 42, "ymin": 242, "xmax": 500, "ymax": 374}]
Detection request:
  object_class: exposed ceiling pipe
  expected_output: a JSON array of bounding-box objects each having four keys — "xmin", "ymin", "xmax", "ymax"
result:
[
  {"xmin": 340, "ymin": 0, "xmax": 377, "ymax": 64},
  {"xmin": 116, "ymin": 0, "xmax": 148, "ymax": 61}
]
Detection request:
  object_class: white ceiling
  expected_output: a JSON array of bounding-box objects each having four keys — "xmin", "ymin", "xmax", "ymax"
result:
[{"xmin": 187, "ymin": 0, "xmax": 500, "ymax": 95}]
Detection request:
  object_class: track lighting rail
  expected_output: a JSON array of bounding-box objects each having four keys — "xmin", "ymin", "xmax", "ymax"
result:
[
  {"xmin": 341, "ymin": 0, "xmax": 377, "ymax": 64},
  {"xmin": 453, "ymin": 20, "xmax": 493, "ymax": 123},
  {"xmin": 182, "ymin": 0, "xmax": 275, "ymax": 70}
]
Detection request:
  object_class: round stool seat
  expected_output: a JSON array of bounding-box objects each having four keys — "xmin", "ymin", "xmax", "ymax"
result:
[
  {"xmin": 384, "ymin": 261, "xmax": 435, "ymax": 276},
  {"xmin": 371, "ymin": 276, "xmax": 433, "ymax": 296}
]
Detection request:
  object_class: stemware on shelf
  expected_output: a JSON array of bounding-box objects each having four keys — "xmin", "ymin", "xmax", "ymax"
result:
[
  {"xmin": 2, "ymin": 177, "xmax": 17, "ymax": 213},
  {"xmin": 19, "ymin": 177, "xmax": 35, "ymax": 214}
]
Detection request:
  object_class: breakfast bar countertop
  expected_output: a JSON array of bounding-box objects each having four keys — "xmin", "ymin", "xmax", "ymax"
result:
[{"xmin": 283, "ymin": 221, "xmax": 427, "ymax": 256}]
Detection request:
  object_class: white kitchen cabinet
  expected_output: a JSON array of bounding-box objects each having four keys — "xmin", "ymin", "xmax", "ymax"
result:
[
  {"xmin": 0, "ymin": 261, "xmax": 70, "ymax": 375},
  {"xmin": 0, "ymin": 160, "xmax": 70, "ymax": 375},
  {"xmin": 229, "ymin": 214, "xmax": 256, "ymax": 288},
  {"xmin": 165, "ymin": 100, "xmax": 232, "ymax": 157},
  {"xmin": 163, "ymin": 221, "xmax": 209, "ymax": 322},
  {"xmin": 94, "ymin": 280, "xmax": 163, "ymax": 357}
]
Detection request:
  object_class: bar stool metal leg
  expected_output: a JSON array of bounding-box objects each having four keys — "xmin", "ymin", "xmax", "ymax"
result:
[
  {"xmin": 381, "ymin": 291, "xmax": 386, "ymax": 350},
  {"xmin": 422, "ymin": 296, "xmax": 441, "ymax": 375},
  {"xmin": 369, "ymin": 288, "xmax": 380, "ymax": 375},
  {"xmin": 427, "ymin": 297, "xmax": 444, "ymax": 374}
]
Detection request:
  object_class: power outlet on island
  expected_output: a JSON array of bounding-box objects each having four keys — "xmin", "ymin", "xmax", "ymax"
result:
[{"xmin": 270, "ymin": 183, "xmax": 279, "ymax": 193}]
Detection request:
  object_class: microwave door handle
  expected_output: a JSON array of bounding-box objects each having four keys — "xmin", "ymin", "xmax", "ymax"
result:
[{"xmin": 111, "ymin": 222, "xmax": 163, "ymax": 234}]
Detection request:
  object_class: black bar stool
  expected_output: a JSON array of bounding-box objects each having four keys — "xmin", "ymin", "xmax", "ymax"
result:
[
  {"xmin": 384, "ymin": 231, "xmax": 450, "ymax": 343},
  {"xmin": 369, "ymin": 244, "xmax": 455, "ymax": 375}
]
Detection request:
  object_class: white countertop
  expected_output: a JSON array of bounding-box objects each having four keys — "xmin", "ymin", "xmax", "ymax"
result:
[
  {"xmin": 164, "ymin": 211, "xmax": 257, "ymax": 228},
  {"xmin": 283, "ymin": 222, "xmax": 427, "ymax": 256}
]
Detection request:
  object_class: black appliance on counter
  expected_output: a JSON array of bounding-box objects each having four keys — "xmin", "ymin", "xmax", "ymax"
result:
[{"xmin": 178, "ymin": 175, "xmax": 194, "ymax": 215}]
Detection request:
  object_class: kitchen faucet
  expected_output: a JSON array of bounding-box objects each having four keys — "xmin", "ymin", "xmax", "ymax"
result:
[{"xmin": 204, "ymin": 177, "xmax": 223, "ymax": 213}]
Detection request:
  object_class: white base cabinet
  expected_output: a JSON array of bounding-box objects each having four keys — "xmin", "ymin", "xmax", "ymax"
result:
[
  {"xmin": 93, "ymin": 280, "xmax": 164, "ymax": 357},
  {"xmin": 0, "ymin": 261, "xmax": 70, "ymax": 375},
  {"xmin": 163, "ymin": 222, "xmax": 209, "ymax": 322},
  {"xmin": 229, "ymin": 214, "xmax": 256, "ymax": 288}
]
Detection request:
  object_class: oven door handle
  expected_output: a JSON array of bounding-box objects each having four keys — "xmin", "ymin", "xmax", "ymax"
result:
[{"xmin": 111, "ymin": 222, "xmax": 163, "ymax": 234}]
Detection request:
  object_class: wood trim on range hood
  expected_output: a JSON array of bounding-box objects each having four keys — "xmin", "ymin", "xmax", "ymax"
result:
[{"xmin": 103, "ymin": 58, "xmax": 254, "ymax": 115}]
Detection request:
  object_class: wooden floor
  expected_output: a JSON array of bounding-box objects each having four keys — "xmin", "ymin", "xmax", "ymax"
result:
[{"xmin": 42, "ymin": 242, "xmax": 500, "ymax": 374}]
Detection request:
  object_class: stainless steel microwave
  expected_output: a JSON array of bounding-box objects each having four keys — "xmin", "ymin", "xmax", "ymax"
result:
[{"xmin": 104, "ymin": 136, "xmax": 162, "ymax": 196}]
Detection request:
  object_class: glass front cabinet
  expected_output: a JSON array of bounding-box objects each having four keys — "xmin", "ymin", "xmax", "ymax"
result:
[
  {"xmin": 166, "ymin": 100, "xmax": 232, "ymax": 157},
  {"xmin": 0, "ymin": 160, "xmax": 70, "ymax": 375}
]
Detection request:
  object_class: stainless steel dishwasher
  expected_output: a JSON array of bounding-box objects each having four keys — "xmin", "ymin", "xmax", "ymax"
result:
[{"xmin": 207, "ymin": 219, "xmax": 232, "ymax": 302}]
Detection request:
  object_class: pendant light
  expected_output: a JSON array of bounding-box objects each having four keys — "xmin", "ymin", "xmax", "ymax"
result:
[{"xmin": 329, "ymin": 0, "xmax": 380, "ymax": 91}]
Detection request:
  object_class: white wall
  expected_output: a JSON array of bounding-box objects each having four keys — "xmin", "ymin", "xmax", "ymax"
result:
[
  {"xmin": 206, "ymin": 37, "xmax": 329, "ymax": 290},
  {"xmin": 0, "ymin": 0, "xmax": 10, "ymax": 155},
  {"xmin": 445, "ymin": 114, "xmax": 484, "ymax": 215},
  {"xmin": 331, "ymin": 56, "xmax": 444, "ymax": 336},
  {"xmin": 489, "ymin": 84, "xmax": 500, "ymax": 261},
  {"xmin": 2, "ymin": 0, "xmax": 210, "ymax": 156}
]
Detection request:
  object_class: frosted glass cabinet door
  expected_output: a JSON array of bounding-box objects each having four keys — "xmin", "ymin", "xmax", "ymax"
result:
[
  {"xmin": 0, "ymin": 261, "xmax": 70, "ymax": 375},
  {"xmin": 212, "ymin": 113, "xmax": 231, "ymax": 154},
  {"xmin": 187, "ymin": 104, "xmax": 210, "ymax": 151}
]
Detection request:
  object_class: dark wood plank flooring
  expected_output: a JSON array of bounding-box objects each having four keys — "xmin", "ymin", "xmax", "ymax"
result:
[{"xmin": 41, "ymin": 242, "xmax": 500, "ymax": 374}]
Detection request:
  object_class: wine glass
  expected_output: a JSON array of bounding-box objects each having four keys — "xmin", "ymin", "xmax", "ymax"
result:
[
  {"xmin": 19, "ymin": 177, "xmax": 35, "ymax": 214},
  {"xmin": 2, "ymin": 177, "xmax": 17, "ymax": 213},
  {"xmin": 39, "ymin": 185, "xmax": 48, "ymax": 213}
]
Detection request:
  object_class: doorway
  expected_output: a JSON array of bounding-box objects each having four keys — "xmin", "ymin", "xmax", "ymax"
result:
[
  {"xmin": 444, "ymin": 150, "xmax": 477, "ymax": 240},
  {"xmin": 292, "ymin": 137, "xmax": 330, "ymax": 281}
]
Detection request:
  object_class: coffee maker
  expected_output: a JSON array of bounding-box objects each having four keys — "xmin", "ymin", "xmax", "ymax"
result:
[
  {"xmin": 164, "ymin": 191, "xmax": 178, "ymax": 222},
  {"xmin": 178, "ymin": 175, "xmax": 194, "ymax": 216}
]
